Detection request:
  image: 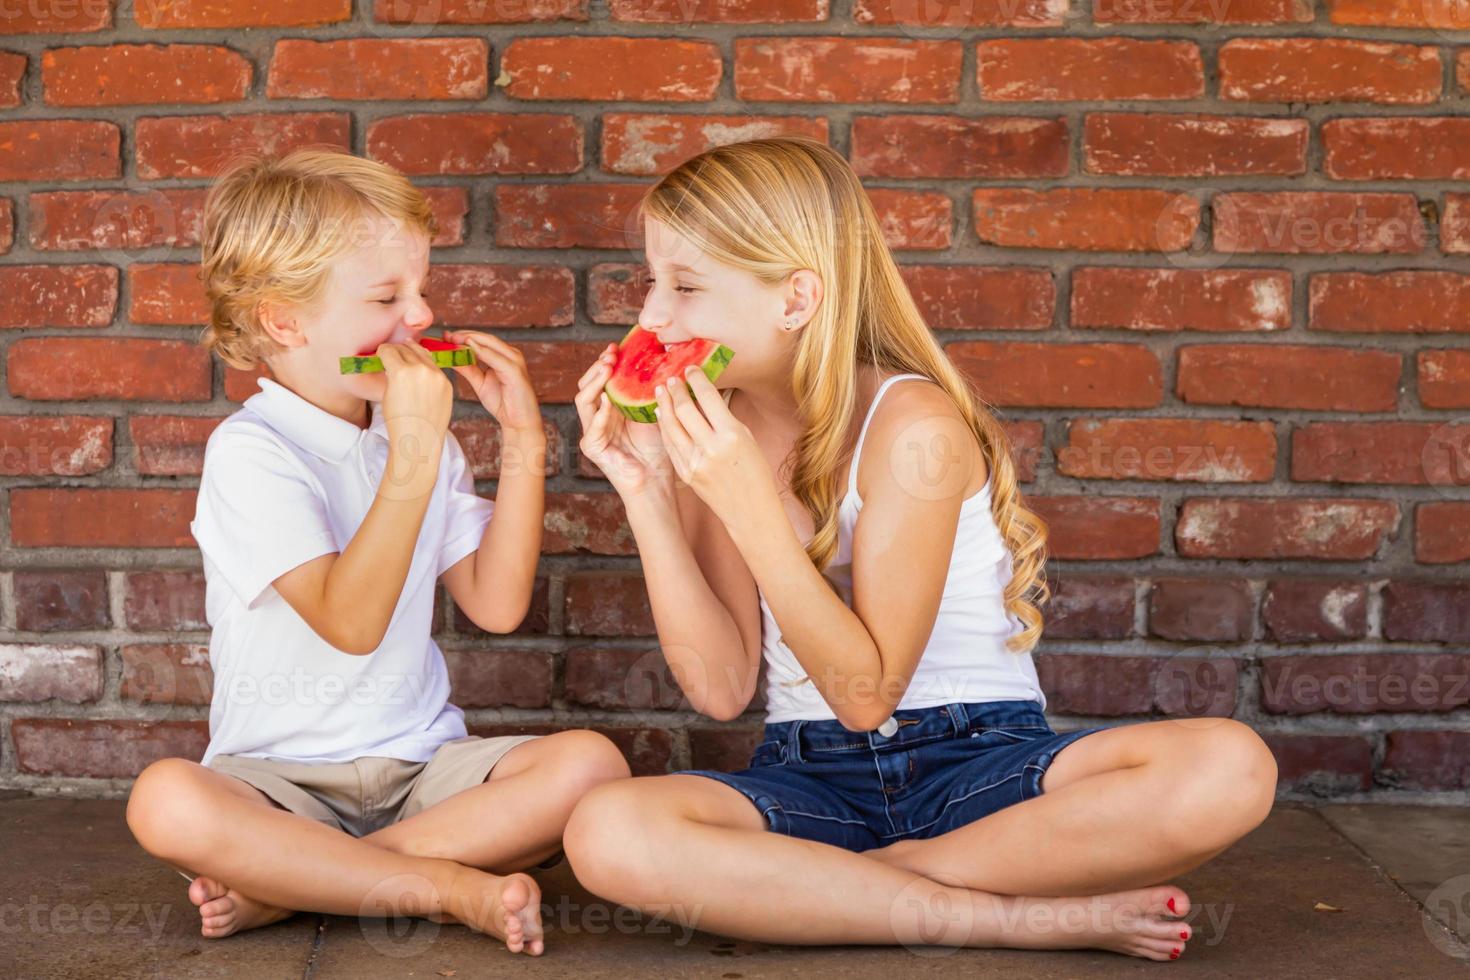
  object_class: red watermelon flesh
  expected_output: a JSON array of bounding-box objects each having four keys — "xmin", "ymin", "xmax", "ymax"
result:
[{"xmin": 604, "ymin": 324, "xmax": 735, "ymax": 424}]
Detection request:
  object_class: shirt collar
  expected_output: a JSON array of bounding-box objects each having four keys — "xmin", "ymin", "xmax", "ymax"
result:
[{"xmin": 245, "ymin": 377, "xmax": 389, "ymax": 464}]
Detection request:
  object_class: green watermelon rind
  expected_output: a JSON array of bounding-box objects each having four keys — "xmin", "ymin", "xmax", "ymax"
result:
[
  {"xmin": 605, "ymin": 324, "xmax": 735, "ymax": 424},
  {"xmin": 339, "ymin": 347, "xmax": 477, "ymax": 375}
]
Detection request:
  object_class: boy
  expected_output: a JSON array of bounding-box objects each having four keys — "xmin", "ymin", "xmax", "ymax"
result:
[{"xmin": 125, "ymin": 149, "xmax": 630, "ymax": 956}]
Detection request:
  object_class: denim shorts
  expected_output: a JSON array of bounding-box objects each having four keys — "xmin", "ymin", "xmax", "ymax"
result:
[{"xmin": 679, "ymin": 699, "xmax": 1106, "ymax": 852}]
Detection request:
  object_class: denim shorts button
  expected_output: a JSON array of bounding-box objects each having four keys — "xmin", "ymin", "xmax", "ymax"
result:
[{"xmin": 877, "ymin": 717, "xmax": 899, "ymax": 737}]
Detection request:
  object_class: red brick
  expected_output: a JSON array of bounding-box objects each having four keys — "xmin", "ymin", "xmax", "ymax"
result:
[
  {"xmin": 1029, "ymin": 496, "xmax": 1161, "ymax": 559},
  {"xmin": 974, "ymin": 188, "xmax": 1198, "ymax": 252},
  {"xmin": 1383, "ymin": 581, "xmax": 1470, "ymax": 644},
  {"xmin": 1036, "ymin": 653, "xmax": 1237, "ymax": 717},
  {"xmin": 368, "ymin": 113, "xmax": 581, "ymax": 176},
  {"xmin": 689, "ymin": 727, "xmax": 763, "ymax": 771},
  {"xmin": 1177, "ymin": 344, "xmax": 1400, "ymax": 413},
  {"xmin": 503, "ymin": 38, "xmax": 720, "ymax": 101},
  {"xmin": 0, "ymin": 645, "xmax": 102, "ymax": 702},
  {"xmin": 611, "ymin": 0, "xmax": 826, "ymax": 20},
  {"xmin": 1324, "ymin": 118, "xmax": 1470, "ymax": 181},
  {"xmin": 374, "ymin": 0, "xmax": 587, "ymax": 23},
  {"xmin": 902, "ymin": 265, "xmax": 1054, "ymax": 330},
  {"xmin": 495, "ymin": 184, "xmax": 646, "ymax": 250},
  {"xmin": 11, "ymin": 718, "xmax": 207, "ymax": 778},
  {"xmin": 123, "ymin": 570, "xmax": 208, "ymax": 631},
  {"xmin": 1095, "ymin": 0, "xmax": 1312, "ymax": 21},
  {"xmin": 137, "ymin": 0, "xmax": 350, "ymax": 27},
  {"xmin": 1261, "ymin": 733, "xmax": 1372, "ymax": 794},
  {"xmin": 1292, "ymin": 421, "xmax": 1470, "ymax": 485},
  {"xmin": 0, "ymin": 265, "xmax": 117, "ymax": 328},
  {"xmin": 950, "ymin": 341, "xmax": 1163, "ymax": 408},
  {"xmin": 129, "ymin": 263, "xmax": 206, "ymax": 325},
  {"xmin": 1040, "ymin": 576, "xmax": 1136, "ymax": 639},
  {"xmin": 507, "ymin": 342, "xmax": 610, "ymax": 404},
  {"xmin": 1461, "ymin": 49, "xmax": 1470, "ymax": 95},
  {"xmin": 1149, "ymin": 578, "xmax": 1253, "ymax": 642},
  {"xmin": 565, "ymin": 646, "xmax": 691, "ymax": 711},
  {"xmin": 1220, "ymin": 39, "xmax": 1441, "ymax": 105},
  {"xmin": 1176, "ymin": 497, "xmax": 1399, "ymax": 560},
  {"xmin": 544, "ymin": 493, "xmax": 634, "ymax": 555},
  {"xmin": 1419, "ymin": 350, "xmax": 1470, "ymax": 408},
  {"xmin": 135, "ymin": 112, "xmax": 350, "ymax": 180},
  {"xmin": 978, "ymin": 39, "xmax": 1204, "ymax": 101},
  {"xmin": 443, "ymin": 648, "xmax": 553, "ymax": 708},
  {"xmin": 1084, "ymin": 113, "xmax": 1307, "ymax": 177},
  {"xmin": 0, "ymin": 51, "xmax": 25, "ymax": 107},
  {"xmin": 1444, "ymin": 193, "xmax": 1470, "ymax": 254},
  {"xmin": 43, "ymin": 44, "xmax": 249, "ymax": 107},
  {"xmin": 448, "ymin": 576, "xmax": 551, "ymax": 636},
  {"xmin": 857, "ymin": 0, "xmax": 1064, "ymax": 25},
  {"xmin": 226, "ymin": 365, "xmax": 270, "ymax": 402},
  {"xmin": 1262, "ymin": 579, "xmax": 1369, "ymax": 642},
  {"xmin": 2, "ymin": 1, "xmax": 111, "ymax": 32},
  {"xmin": 0, "ymin": 416, "xmax": 112, "ymax": 476},
  {"xmin": 0, "ymin": 198, "xmax": 11, "ymax": 253},
  {"xmin": 601, "ymin": 113, "xmax": 827, "ymax": 176},
  {"xmin": 1262, "ymin": 654, "xmax": 1470, "ymax": 715},
  {"xmin": 121, "ymin": 644, "xmax": 212, "ymax": 705},
  {"xmin": 1383, "ymin": 731, "xmax": 1470, "ymax": 791},
  {"xmin": 850, "ymin": 115, "xmax": 1067, "ymax": 179},
  {"xmin": 1310, "ymin": 271, "xmax": 1470, "ymax": 334},
  {"xmin": 1006, "ymin": 421, "xmax": 1044, "ymax": 483},
  {"xmin": 868, "ymin": 189, "xmax": 952, "ymax": 250},
  {"xmin": 424, "ymin": 187, "xmax": 468, "ymax": 247},
  {"xmin": 429, "ymin": 265, "xmax": 576, "ymax": 327},
  {"xmin": 129, "ymin": 415, "xmax": 222, "ymax": 476},
  {"xmin": 1072, "ymin": 267, "xmax": 1291, "ymax": 333},
  {"xmin": 268, "ymin": 38, "xmax": 487, "ymax": 101},
  {"xmin": 1418, "ymin": 503, "xmax": 1470, "ymax": 564},
  {"xmin": 450, "ymin": 418, "xmax": 561, "ymax": 480},
  {"xmin": 30, "ymin": 189, "xmax": 207, "ymax": 252},
  {"xmin": 0, "ymin": 120, "xmax": 119, "ymax": 182},
  {"xmin": 1214, "ymin": 192, "xmax": 1426, "ymax": 254},
  {"xmin": 11, "ymin": 488, "xmax": 196, "ymax": 548},
  {"xmin": 13, "ymin": 571, "xmax": 108, "ymax": 631},
  {"xmin": 8, "ymin": 338, "xmax": 211, "ymax": 402},
  {"xmin": 736, "ymin": 37, "xmax": 961, "ymax": 103},
  {"xmin": 1059, "ymin": 418, "xmax": 1276, "ymax": 483},
  {"xmin": 565, "ymin": 572, "xmax": 654, "ymax": 636},
  {"xmin": 1328, "ymin": 0, "xmax": 1470, "ymax": 29}
]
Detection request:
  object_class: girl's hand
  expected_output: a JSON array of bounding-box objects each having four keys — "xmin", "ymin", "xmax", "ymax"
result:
[
  {"xmin": 655, "ymin": 367, "xmax": 778, "ymax": 527},
  {"xmin": 444, "ymin": 330, "xmax": 542, "ymax": 436},
  {"xmin": 574, "ymin": 343, "xmax": 675, "ymax": 498}
]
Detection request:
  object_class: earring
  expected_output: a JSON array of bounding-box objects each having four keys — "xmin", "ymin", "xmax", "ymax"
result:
[{"xmin": 784, "ymin": 316, "xmax": 798, "ymax": 331}]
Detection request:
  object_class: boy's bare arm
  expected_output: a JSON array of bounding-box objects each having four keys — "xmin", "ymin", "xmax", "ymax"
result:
[{"xmin": 273, "ymin": 431, "xmax": 444, "ymax": 654}]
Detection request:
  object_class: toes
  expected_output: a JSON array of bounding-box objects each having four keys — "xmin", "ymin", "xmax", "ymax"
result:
[
  {"xmin": 188, "ymin": 876, "xmax": 228, "ymax": 907},
  {"xmin": 1155, "ymin": 887, "xmax": 1190, "ymax": 918},
  {"xmin": 199, "ymin": 897, "xmax": 234, "ymax": 919}
]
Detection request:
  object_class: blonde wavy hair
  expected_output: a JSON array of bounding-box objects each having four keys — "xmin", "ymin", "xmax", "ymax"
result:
[
  {"xmin": 198, "ymin": 147, "xmax": 438, "ymax": 370},
  {"xmin": 641, "ymin": 137, "xmax": 1050, "ymax": 653}
]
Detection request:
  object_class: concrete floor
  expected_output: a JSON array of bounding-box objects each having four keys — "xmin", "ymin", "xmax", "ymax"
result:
[{"xmin": 3, "ymin": 792, "xmax": 1467, "ymax": 979}]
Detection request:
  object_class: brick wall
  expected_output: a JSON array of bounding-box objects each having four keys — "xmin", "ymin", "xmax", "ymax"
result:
[{"xmin": 1, "ymin": 1, "xmax": 1467, "ymax": 803}]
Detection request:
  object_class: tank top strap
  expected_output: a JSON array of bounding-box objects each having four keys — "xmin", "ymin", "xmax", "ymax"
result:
[{"xmin": 848, "ymin": 373, "xmax": 931, "ymax": 499}]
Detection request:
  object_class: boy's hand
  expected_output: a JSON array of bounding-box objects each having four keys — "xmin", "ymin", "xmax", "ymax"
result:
[
  {"xmin": 444, "ymin": 330, "xmax": 543, "ymax": 436},
  {"xmin": 377, "ymin": 341, "xmax": 452, "ymax": 496}
]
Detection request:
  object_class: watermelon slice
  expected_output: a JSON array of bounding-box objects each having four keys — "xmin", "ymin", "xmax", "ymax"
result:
[
  {"xmin": 339, "ymin": 336, "xmax": 477, "ymax": 375},
  {"xmin": 604, "ymin": 324, "xmax": 735, "ymax": 423}
]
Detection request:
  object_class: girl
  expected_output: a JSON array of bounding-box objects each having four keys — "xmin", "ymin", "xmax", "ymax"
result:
[{"xmin": 563, "ymin": 137, "xmax": 1277, "ymax": 960}]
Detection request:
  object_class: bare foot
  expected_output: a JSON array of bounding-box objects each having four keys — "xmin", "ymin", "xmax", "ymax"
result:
[
  {"xmin": 439, "ymin": 868, "xmax": 545, "ymax": 956},
  {"xmin": 982, "ymin": 885, "xmax": 1193, "ymax": 961},
  {"xmin": 188, "ymin": 876, "xmax": 294, "ymax": 939}
]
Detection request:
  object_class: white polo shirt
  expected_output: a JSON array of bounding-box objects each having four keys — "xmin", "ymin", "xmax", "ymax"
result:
[{"xmin": 189, "ymin": 377, "xmax": 494, "ymax": 766}]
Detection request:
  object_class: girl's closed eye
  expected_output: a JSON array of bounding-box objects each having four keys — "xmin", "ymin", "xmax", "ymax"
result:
[
  {"xmin": 375, "ymin": 292, "xmax": 430, "ymax": 305},
  {"xmin": 643, "ymin": 276, "xmax": 698, "ymax": 294}
]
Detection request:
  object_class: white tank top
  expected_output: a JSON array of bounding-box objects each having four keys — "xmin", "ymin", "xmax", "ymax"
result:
[{"xmin": 754, "ymin": 373, "xmax": 1046, "ymax": 724}]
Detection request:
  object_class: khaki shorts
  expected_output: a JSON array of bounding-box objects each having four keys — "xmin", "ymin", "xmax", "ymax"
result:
[{"xmin": 206, "ymin": 734, "xmax": 542, "ymax": 838}]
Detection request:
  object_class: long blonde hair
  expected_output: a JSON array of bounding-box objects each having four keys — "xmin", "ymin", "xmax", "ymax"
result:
[{"xmin": 640, "ymin": 137, "xmax": 1050, "ymax": 653}]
